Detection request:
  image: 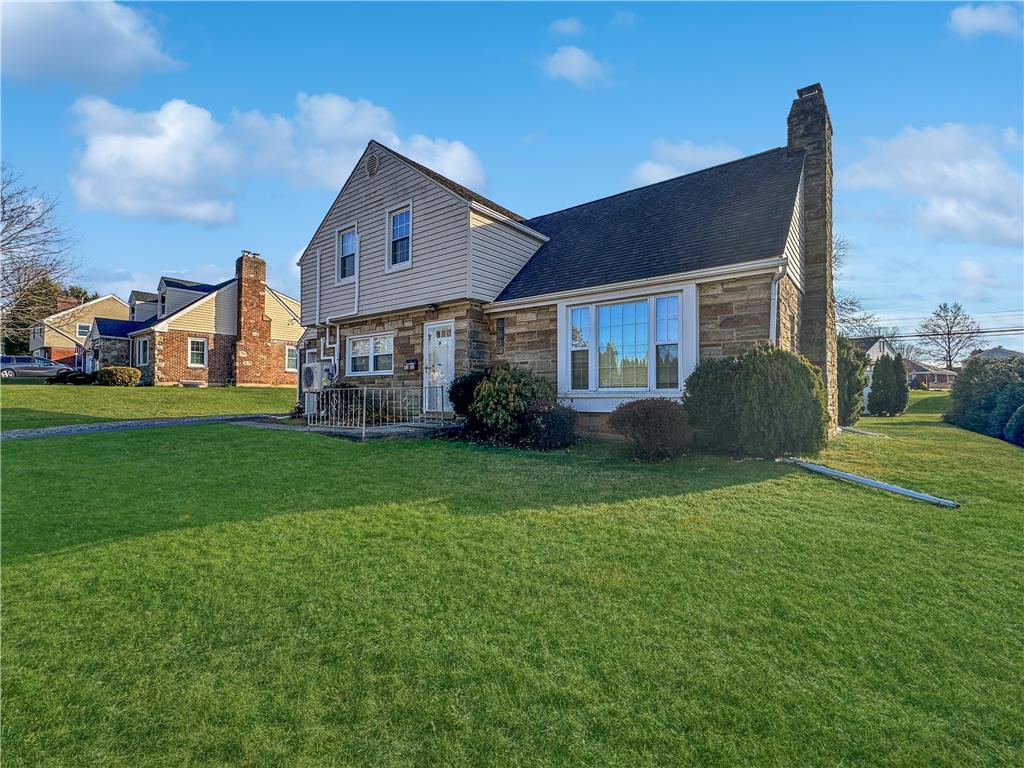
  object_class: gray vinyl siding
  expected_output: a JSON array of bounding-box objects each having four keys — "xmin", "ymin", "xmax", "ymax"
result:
[
  {"xmin": 782, "ymin": 173, "xmax": 805, "ymax": 292},
  {"xmin": 132, "ymin": 301, "xmax": 158, "ymax": 322},
  {"xmin": 469, "ymin": 210, "xmax": 543, "ymax": 302},
  {"xmin": 299, "ymin": 148, "xmax": 470, "ymax": 321},
  {"xmin": 163, "ymin": 287, "xmax": 205, "ymax": 316}
]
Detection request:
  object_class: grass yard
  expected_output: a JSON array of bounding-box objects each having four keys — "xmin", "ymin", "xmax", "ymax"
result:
[
  {"xmin": 2, "ymin": 392, "xmax": 1021, "ymax": 766},
  {"xmin": 0, "ymin": 383, "xmax": 297, "ymax": 431}
]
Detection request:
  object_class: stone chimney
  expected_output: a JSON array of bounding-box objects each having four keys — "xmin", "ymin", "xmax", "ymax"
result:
[
  {"xmin": 233, "ymin": 250, "xmax": 272, "ymax": 385},
  {"xmin": 55, "ymin": 295, "xmax": 80, "ymax": 313},
  {"xmin": 787, "ymin": 83, "xmax": 838, "ymax": 431}
]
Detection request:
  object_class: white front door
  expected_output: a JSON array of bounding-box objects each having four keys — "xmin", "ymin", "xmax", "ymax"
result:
[{"xmin": 423, "ymin": 320, "xmax": 455, "ymax": 411}]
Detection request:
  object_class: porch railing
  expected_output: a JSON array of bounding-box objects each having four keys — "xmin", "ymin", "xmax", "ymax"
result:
[{"xmin": 305, "ymin": 386, "xmax": 453, "ymax": 437}]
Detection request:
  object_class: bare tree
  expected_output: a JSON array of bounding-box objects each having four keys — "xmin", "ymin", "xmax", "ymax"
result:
[
  {"xmin": 832, "ymin": 235, "xmax": 878, "ymax": 336},
  {"xmin": 867, "ymin": 324, "xmax": 923, "ymax": 361},
  {"xmin": 917, "ymin": 302, "xmax": 988, "ymax": 369},
  {"xmin": 1, "ymin": 163, "xmax": 78, "ymax": 349}
]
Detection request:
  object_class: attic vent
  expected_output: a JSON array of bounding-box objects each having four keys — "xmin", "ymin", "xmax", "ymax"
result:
[{"xmin": 365, "ymin": 153, "xmax": 380, "ymax": 178}]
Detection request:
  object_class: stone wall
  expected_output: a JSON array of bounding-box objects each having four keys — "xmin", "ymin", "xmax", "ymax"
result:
[
  {"xmin": 776, "ymin": 275, "xmax": 802, "ymax": 354},
  {"xmin": 152, "ymin": 330, "xmax": 234, "ymax": 386},
  {"xmin": 94, "ymin": 338, "xmax": 130, "ymax": 369},
  {"xmin": 698, "ymin": 274, "xmax": 773, "ymax": 360},
  {"xmin": 133, "ymin": 332, "xmax": 157, "ymax": 385},
  {"xmin": 487, "ymin": 305, "xmax": 558, "ymax": 386},
  {"xmin": 314, "ymin": 300, "xmax": 487, "ymax": 388}
]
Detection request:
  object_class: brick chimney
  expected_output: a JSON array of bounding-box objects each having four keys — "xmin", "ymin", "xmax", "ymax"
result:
[
  {"xmin": 788, "ymin": 83, "xmax": 838, "ymax": 431},
  {"xmin": 55, "ymin": 295, "xmax": 80, "ymax": 313},
  {"xmin": 233, "ymin": 250, "xmax": 272, "ymax": 385}
]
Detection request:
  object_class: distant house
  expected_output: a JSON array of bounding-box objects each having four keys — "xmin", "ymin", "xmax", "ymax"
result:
[
  {"xmin": 849, "ymin": 335, "xmax": 898, "ymax": 409},
  {"xmin": 29, "ymin": 294, "xmax": 129, "ymax": 367},
  {"xmin": 905, "ymin": 359, "xmax": 957, "ymax": 389},
  {"xmin": 82, "ymin": 253, "xmax": 302, "ymax": 386},
  {"xmin": 971, "ymin": 346, "xmax": 1024, "ymax": 361}
]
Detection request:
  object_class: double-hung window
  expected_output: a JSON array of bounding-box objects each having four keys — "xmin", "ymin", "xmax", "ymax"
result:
[
  {"xmin": 654, "ymin": 296, "xmax": 679, "ymax": 389},
  {"xmin": 336, "ymin": 227, "xmax": 357, "ymax": 283},
  {"xmin": 136, "ymin": 338, "xmax": 150, "ymax": 366},
  {"xmin": 188, "ymin": 338, "xmax": 208, "ymax": 368},
  {"xmin": 285, "ymin": 346, "xmax": 298, "ymax": 372},
  {"xmin": 76, "ymin": 323, "xmax": 91, "ymax": 338},
  {"xmin": 598, "ymin": 300, "xmax": 648, "ymax": 388},
  {"xmin": 570, "ymin": 307, "xmax": 590, "ymax": 390},
  {"xmin": 387, "ymin": 206, "xmax": 411, "ymax": 270},
  {"xmin": 348, "ymin": 333, "xmax": 393, "ymax": 375}
]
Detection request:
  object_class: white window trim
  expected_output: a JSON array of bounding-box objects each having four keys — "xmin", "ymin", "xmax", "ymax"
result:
[
  {"xmin": 556, "ymin": 283, "xmax": 698, "ymax": 413},
  {"xmin": 285, "ymin": 345, "xmax": 298, "ymax": 372},
  {"xmin": 136, "ymin": 338, "xmax": 150, "ymax": 366},
  {"xmin": 345, "ymin": 331, "xmax": 395, "ymax": 377},
  {"xmin": 334, "ymin": 222, "xmax": 358, "ymax": 286},
  {"xmin": 187, "ymin": 337, "xmax": 208, "ymax": 369},
  {"xmin": 384, "ymin": 200, "xmax": 413, "ymax": 273},
  {"xmin": 304, "ymin": 349, "xmax": 319, "ymax": 364},
  {"xmin": 76, "ymin": 323, "xmax": 91, "ymax": 338}
]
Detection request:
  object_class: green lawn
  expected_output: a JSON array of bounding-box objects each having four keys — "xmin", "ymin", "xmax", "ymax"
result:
[
  {"xmin": 2, "ymin": 392, "xmax": 1021, "ymax": 766},
  {"xmin": 0, "ymin": 383, "xmax": 296, "ymax": 431}
]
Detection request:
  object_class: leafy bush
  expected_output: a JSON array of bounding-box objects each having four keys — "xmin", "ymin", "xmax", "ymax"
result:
[
  {"xmin": 524, "ymin": 404, "xmax": 578, "ymax": 451},
  {"xmin": 946, "ymin": 356, "xmax": 1024, "ymax": 438},
  {"xmin": 289, "ymin": 401, "xmax": 303, "ymax": 419},
  {"xmin": 837, "ymin": 336, "xmax": 869, "ymax": 426},
  {"xmin": 734, "ymin": 345, "xmax": 828, "ymax": 458},
  {"xmin": 448, "ymin": 371, "xmax": 489, "ymax": 430},
  {"xmin": 469, "ymin": 364, "xmax": 555, "ymax": 445},
  {"xmin": 69, "ymin": 371, "xmax": 97, "ymax": 386},
  {"xmin": 867, "ymin": 354, "xmax": 909, "ymax": 416},
  {"xmin": 681, "ymin": 356, "xmax": 741, "ymax": 453},
  {"xmin": 1004, "ymin": 405, "xmax": 1024, "ymax": 447},
  {"xmin": 96, "ymin": 366, "xmax": 141, "ymax": 387},
  {"xmin": 608, "ymin": 398, "xmax": 691, "ymax": 460}
]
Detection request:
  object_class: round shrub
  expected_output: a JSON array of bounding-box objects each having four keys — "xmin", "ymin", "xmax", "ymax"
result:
[
  {"xmin": 608, "ymin": 398, "xmax": 691, "ymax": 461},
  {"xmin": 524, "ymin": 403, "xmax": 578, "ymax": 451},
  {"xmin": 1003, "ymin": 404, "xmax": 1024, "ymax": 447},
  {"xmin": 469, "ymin": 364, "xmax": 555, "ymax": 445},
  {"xmin": 96, "ymin": 366, "xmax": 141, "ymax": 387},
  {"xmin": 734, "ymin": 345, "xmax": 827, "ymax": 458},
  {"xmin": 448, "ymin": 371, "xmax": 489, "ymax": 418},
  {"xmin": 681, "ymin": 356, "xmax": 741, "ymax": 453}
]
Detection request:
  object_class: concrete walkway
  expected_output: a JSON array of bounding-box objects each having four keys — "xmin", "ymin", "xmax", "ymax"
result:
[{"xmin": 1, "ymin": 413, "xmax": 286, "ymax": 441}]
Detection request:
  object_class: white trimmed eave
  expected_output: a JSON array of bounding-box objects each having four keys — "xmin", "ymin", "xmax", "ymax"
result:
[
  {"xmin": 467, "ymin": 201, "xmax": 549, "ymax": 243},
  {"xmin": 128, "ymin": 281, "xmax": 234, "ymax": 336},
  {"xmin": 483, "ymin": 255, "xmax": 788, "ymax": 313}
]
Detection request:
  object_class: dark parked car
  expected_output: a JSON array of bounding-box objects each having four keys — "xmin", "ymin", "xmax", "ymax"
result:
[{"xmin": 0, "ymin": 356, "xmax": 75, "ymax": 379}]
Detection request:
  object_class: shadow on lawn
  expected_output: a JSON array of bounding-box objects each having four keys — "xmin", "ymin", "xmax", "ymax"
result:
[
  {"xmin": 1, "ymin": 425, "xmax": 790, "ymax": 561},
  {"xmin": 1, "ymin": 407, "xmax": 111, "ymax": 432}
]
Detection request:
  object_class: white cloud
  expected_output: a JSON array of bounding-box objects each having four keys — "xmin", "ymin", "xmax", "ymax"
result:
[
  {"xmin": 2, "ymin": 1, "xmax": 180, "ymax": 87},
  {"xmin": 611, "ymin": 10, "xmax": 636, "ymax": 27},
  {"xmin": 955, "ymin": 259, "xmax": 1000, "ymax": 302},
  {"xmin": 70, "ymin": 97, "xmax": 240, "ymax": 224},
  {"xmin": 842, "ymin": 123, "xmax": 1023, "ymax": 247},
  {"xmin": 235, "ymin": 93, "xmax": 485, "ymax": 190},
  {"xmin": 550, "ymin": 17, "xmax": 583, "ymax": 35},
  {"xmin": 543, "ymin": 46, "xmax": 608, "ymax": 88},
  {"xmin": 630, "ymin": 139, "xmax": 743, "ymax": 186},
  {"xmin": 1005, "ymin": 126, "xmax": 1021, "ymax": 146},
  {"xmin": 948, "ymin": 3, "xmax": 1021, "ymax": 37}
]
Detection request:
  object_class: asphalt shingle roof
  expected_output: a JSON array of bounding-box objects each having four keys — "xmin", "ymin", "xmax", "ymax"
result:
[
  {"xmin": 129, "ymin": 290, "xmax": 159, "ymax": 302},
  {"xmin": 95, "ymin": 318, "xmax": 147, "ymax": 338},
  {"xmin": 496, "ymin": 147, "xmax": 805, "ymax": 302},
  {"xmin": 161, "ymin": 278, "xmax": 222, "ymax": 293}
]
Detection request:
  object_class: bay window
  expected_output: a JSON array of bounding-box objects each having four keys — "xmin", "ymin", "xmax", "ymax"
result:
[
  {"xmin": 561, "ymin": 288, "xmax": 693, "ymax": 399},
  {"xmin": 347, "ymin": 333, "xmax": 393, "ymax": 375}
]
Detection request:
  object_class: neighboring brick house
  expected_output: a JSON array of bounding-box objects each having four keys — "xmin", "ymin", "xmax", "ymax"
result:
[
  {"xmin": 298, "ymin": 84, "xmax": 839, "ymax": 431},
  {"xmin": 83, "ymin": 253, "xmax": 303, "ymax": 386},
  {"xmin": 29, "ymin": 294, "xmax": 129, "ymax": 367}
]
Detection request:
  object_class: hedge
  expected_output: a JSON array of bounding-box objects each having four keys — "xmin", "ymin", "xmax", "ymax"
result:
[{"xmin": 96, "ymin": 366, "xmax": 141, "ymax": 387}]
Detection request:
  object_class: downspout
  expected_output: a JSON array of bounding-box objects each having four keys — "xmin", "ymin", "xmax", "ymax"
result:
[{"xmin": 768, "ymin": 265, "xmax": 787, "ymax": 345}]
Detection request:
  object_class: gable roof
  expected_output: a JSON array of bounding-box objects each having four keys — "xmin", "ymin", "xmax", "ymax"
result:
[
  {"xmin": 374, "ymin": 141, "xmax": 525, "ymax": 222},
  {"xmin": 93, "ymin": 318, "xmax": 147, "ymax": 338},
  {"xmin": 160, "ymin": 277, "xmax": 223, "ymax": 293},
  {"xmin": 905, "ymin": 359, "xmax": 957, "ymax": 375},
  {"xmin": 39, "ymin": 293, "xmax": 128, "ymax": 324},
  {"xmin": 495, "ymin": 147, "xmax": 806, "ymax": 302},
  {"xmin": 130, "ymin": 290, "xmax": 159, "ymax": 302},
  {"xmin": 849, "ymin": 336, "xmax": 884, "ymax": 352},
  {"xmin": 128, "ymin": 277, "xmax": 236, "ymax": 335}
]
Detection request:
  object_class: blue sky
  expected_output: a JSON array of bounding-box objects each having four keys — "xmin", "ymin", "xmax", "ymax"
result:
[{"xmin": 4, "ymin": 1, "xmax": 1023, "ymax": 350}]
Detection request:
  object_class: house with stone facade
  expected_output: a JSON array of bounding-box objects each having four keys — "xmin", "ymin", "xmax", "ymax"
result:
[
  {"xmin": 82, "ymin": 253, "xmax": 303, "ymax": 386},
  {"xmin": 298, "ymin": 84, "xmax": 838, "ymax": 432}
]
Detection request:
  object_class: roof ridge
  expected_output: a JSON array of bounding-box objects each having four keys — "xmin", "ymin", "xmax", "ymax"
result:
[{"xmin": 526, "ymin": 146, "xmax": 799, "ymax": 223}]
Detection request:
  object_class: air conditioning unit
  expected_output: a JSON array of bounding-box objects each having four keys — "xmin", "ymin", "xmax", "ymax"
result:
[{"xmin": 301, "ymin": 361, "xmax": 335, "ymax": 392}]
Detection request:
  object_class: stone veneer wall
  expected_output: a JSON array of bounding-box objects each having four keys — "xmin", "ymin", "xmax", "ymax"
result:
[
  {"xmin": 487, "ymin": 305, "xmax": 558, "ymax": 387},
  {"xmin": 94, "ymin": 338, "xmax": 130, "ymax": 369},
  {"xmin": 698, "ymin": 274, "xmax": 773, "ymax": 360},
  {"xmin": 775, "ymin": 275, "xmax": 802, "ymax": 354},
  {"xmin": 152, "ymin": 330, "xmax": 234, "ymax": 386},
  {"xmin": 316, "ymin": 300, "xmax": 488, "ymax": 387}
]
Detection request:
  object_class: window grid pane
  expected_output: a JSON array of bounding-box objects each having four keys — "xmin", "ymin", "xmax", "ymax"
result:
[
  {"xmin": 598, "ymin": 300, "xmax": 648, "ymax": 388},
  {"xmin": 656, "ymin": 344, "xmax": 679, "ymax": 389},
  {"xmin": 189, "ymin": 339, "xmax": 206, "ymax": 366},
  {"xmin": 391, "ymin": 236, "xmax": 410, "ymax": 265},
  {"xmin": 571, "ymin": 349, "xmax": 589, "ymax": 390},
  {"xmin": 656, "ymin": 296, "xmax": 679, "ymax": 344},
  {"xmin": 571, "ymin": 307, "xmax": 589, "ymax": 348}
]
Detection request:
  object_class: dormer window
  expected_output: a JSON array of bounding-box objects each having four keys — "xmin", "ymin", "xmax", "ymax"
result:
[
  {"xmin": 159, "ymin": 294, "xmax": 166, "ymax": 317},
  {"xmin": 387, "ymin": 204, "xmax": 411, "ymax": 271}
]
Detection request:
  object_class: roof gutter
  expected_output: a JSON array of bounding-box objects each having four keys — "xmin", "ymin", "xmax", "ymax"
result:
[{"xmin": 484, "ymin": 256, "xmax": 788, "ymax": 313}]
